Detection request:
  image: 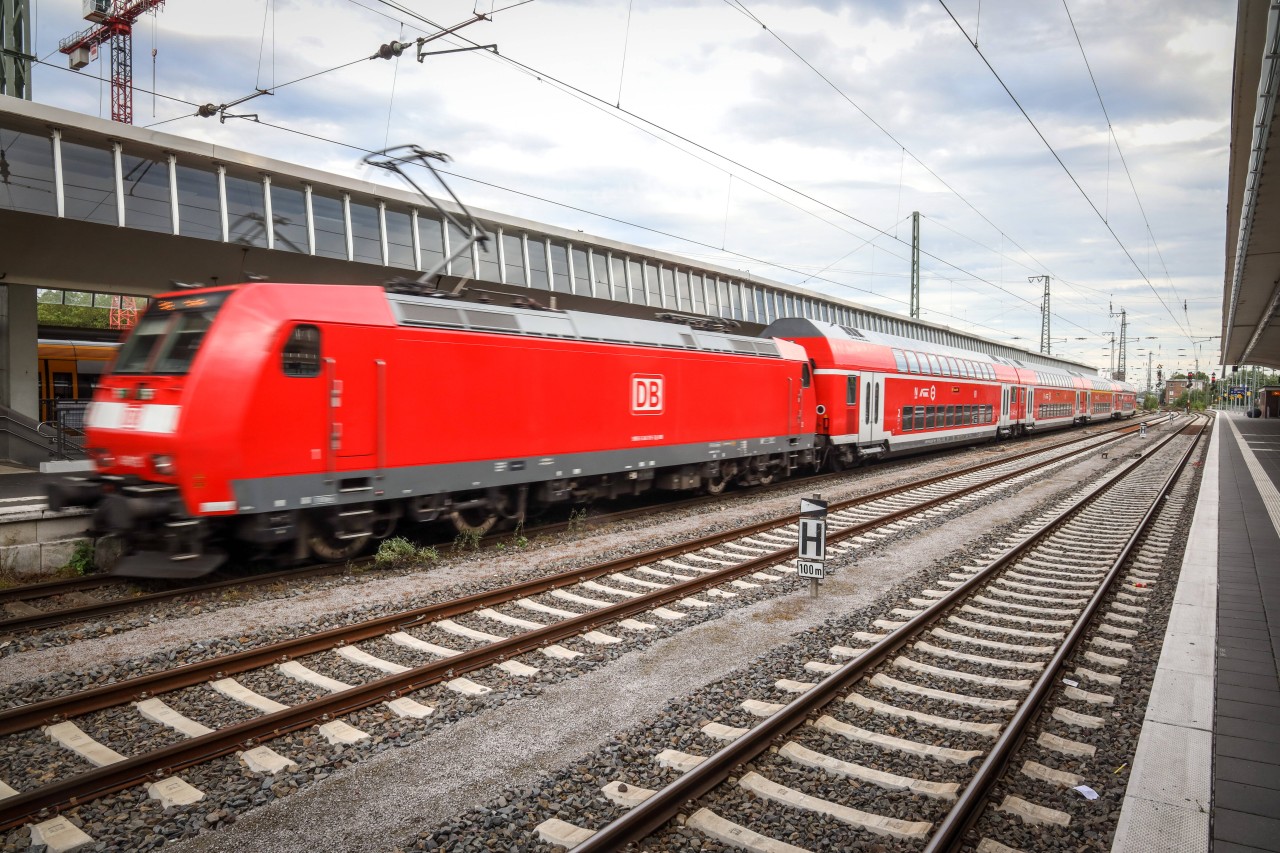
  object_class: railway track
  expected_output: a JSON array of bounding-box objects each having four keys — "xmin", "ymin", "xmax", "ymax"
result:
[
  {"xmin": 0, "ymin": 414, "xmax": 1156, "ymax": 841},
  {"xmin": 524, "ymin": 418, "xmax": 1205, "ymax": 852},
  {"xmin": 0, "ymin": 420, "xmax": 1143, "ymax": 636}
]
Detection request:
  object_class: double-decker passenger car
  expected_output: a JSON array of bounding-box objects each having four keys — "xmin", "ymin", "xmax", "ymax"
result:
[{"xmin": 761, "ymin": 319, "xmax": 1137, "ymax": 469}]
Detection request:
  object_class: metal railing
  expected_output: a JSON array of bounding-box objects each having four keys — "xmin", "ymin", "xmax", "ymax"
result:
[{"xmin": 1, "ymin": 403, "xmax": 88, "ymax": 464}]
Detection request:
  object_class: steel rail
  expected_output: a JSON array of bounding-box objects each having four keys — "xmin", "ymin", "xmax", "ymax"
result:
[
  {"xmin": 0, "ymin": 420, "xmax": 1137, "ymax": 633},
  {"xmin": 924, "ymin": 417, "xmax": 1206, "ymax": 851},
  {"xmin": 0, "ymin": 421, "xmax": 1133, "ymax": 736},
  {"xmin": 567, "ymin": 418, "xmax": 1197, "ymax": 852},
  {"xmin": 0, "ymin": 564, "xmax": 372, "ymax": 634},
  {"xmin": 0, "ymin": 574, "xmax": 117, "ymax": 605},
  {"xmin": 0, "ymin": 423, "xmax": 1142, "ymax": 828}
]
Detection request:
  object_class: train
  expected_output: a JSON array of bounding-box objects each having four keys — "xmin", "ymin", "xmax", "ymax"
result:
[
  {"xmin": 37, "ymin": 339, "xmax": 121, "ymax": 423},
  {"xmin": 46, "ymin": 282, "xmax": 1137, "ymax": 578}
]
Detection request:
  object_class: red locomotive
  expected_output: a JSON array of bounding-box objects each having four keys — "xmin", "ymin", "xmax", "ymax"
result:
[
  {"xmin": 49, "ymin": 283, "xmax": 818, "ymax": 577},
  {"xmin": 49, "ymin": 283, "xmax": 1136, "ymax": 578}
]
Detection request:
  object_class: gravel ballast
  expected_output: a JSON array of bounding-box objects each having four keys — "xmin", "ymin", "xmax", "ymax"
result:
[{"xmin": 0, "ymin": 425, "xmax": 1166, "ymax": 851}]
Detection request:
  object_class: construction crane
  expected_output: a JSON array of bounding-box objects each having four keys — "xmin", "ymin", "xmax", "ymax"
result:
[{"xmin": 59, "ymin": 0, "xmax": 166, "ymax": 125}]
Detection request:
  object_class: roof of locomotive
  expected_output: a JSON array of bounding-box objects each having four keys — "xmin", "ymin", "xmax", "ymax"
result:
[
  {"xmin": 143, "ymin": 282, "xmax": 804, "ymax": 362},
  {"xmin": 387, "ymin": 293, "xmax": 800, "ymax": 360}
]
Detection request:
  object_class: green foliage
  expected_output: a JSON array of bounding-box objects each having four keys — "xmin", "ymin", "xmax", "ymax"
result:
[
  {"xmin": 453, "ymin": 528, "xmax": 482, "ymax": 552},
  {"xmin": 67, "ymin": 540, "xmax": 95, "ymax": 576},
  {"xmin": 374, "ymin": 537, "xmax": 439, "ymax": 568},
  {"xmin": 567, "ymin": 508, "xmax": 589, "ymax": 535},
  {"xmin": 495, "ymin": 522, "xmax": 530, "ymax": 551},
  {"xmin": 37, "ymin": 303, "xmax": 112, "ymax": 330},
  {"xmin": 1141, "ymin": 393, "xmax": 1160, "ymax": 411},
  {"xmin": 1172, "ymin": 390, "xmax": 1209, "ymax": 412}
]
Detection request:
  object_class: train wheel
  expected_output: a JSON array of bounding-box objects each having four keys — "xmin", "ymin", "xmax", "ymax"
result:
[
  {"xmin": 307, "ymin": 529, "xmax": 366, "ymax": 562},
  {"xmin": 450, "ymin": 508, "xmax": 499, "ymax": 537},
  {"xmin": 703, "ymin": 475, "xmax": 728, "ymax": 495},
  {"xmin": 93, "ymin": 534, "xmax": 127, "ymax": 574}
]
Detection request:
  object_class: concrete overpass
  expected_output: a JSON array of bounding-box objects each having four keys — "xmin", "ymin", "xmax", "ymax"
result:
[
  {"xmin": 1224, "ymin": 0, "xmax": 1280, "ymax": 370},
  {"xmin": 1, "ymin": 95, "xmax": 1101, "ymax": 464}
]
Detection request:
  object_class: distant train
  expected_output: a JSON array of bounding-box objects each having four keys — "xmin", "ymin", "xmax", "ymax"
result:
[
  {"xmin": 47, "ymin": 282, "xmax": 1136, "ymax": 578},
  {"xmin": 37, "ymin": 340, "xmax": 120, "ymax": 423}
]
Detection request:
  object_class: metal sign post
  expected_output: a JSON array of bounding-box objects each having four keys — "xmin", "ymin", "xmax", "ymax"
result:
[{"xmin": 797, "ymin": 494, "xmax": 828, "ymax": 597}]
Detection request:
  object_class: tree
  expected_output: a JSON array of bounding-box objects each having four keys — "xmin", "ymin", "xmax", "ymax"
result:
[{"xmin": 37, "ymin": 303, "xmax": 112, "ymax": 329}]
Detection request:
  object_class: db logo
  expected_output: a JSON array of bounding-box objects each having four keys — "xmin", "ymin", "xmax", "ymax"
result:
[
  {"xmin": 631, "ymin": 374, "xmax": 664, "ymax": 414},
  {"xmin": 122, "ymin": 405, "xmax": 143, "ymax": 429}
]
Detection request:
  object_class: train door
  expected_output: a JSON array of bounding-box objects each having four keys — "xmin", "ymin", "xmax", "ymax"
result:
[
  {"xmin": 856, "ymin": 373, "xmax": 885, "ymax": 445},
  {"xmin": 324, "ymin": 328, "xmax": 381, "ymax": 462},
  {"xmin": 43, "ymin": 357, "xmax": 78, "ymax": 422}
]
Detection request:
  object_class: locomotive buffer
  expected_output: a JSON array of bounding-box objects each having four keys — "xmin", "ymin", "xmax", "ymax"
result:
[{"xmin": 797, "ymin": 495, "xmax": 828, "ymax": 596}]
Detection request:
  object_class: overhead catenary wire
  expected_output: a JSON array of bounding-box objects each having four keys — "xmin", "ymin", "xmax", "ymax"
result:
[
  {"xmin": 37, "ymin": 1, "xmax": 1117, "ymax": 355},
  {"xmin": 1060, "ymin": 0, "xmax": 1185, "ymax": 312},
  {"xmin": 345, "ymin": 1, "xmax": 1105, "ymax": 340},
  {"xmin": 730, "ymin": 0, "xmax": 1133, "ymax": 326},
  {"xmin": 217, "ymin": 111, "xmax": 1073, "ymax": 347},
  {"xmin": 197, "ymin": 0, "xmax": 1111, "ymax": 345},
  {"xmin": 719, "ymin": 0, "xmax": 1084, "ymax": 300},
  {"xmin": 936, "ymin": 0, "xmax": 1195, "ymax": 347}
]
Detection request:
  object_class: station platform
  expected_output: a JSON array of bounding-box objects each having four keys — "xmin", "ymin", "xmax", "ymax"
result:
[
  {"xmin": 1114, "ymin": 410, "xmax": 1280, "ymax": 853},
  {"xmin": 0, "ymin": 463, "xmax": 55, "ymax": 509}
]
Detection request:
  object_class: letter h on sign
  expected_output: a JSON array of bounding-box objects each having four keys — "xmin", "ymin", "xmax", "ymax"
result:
[
  {"xmin": 798, "ymin": 518, "xmax": 825, "ymax": 560},
  {"xmin": 797, "ymin": 496, "xmax": 828, "ymax": 561}
]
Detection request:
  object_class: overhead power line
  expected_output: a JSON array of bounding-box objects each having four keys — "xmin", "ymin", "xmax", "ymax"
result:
[
  {"xmin": 936, "ymin": 0, "xmax": 1195, "ymax": 347},
  {"xmin": 1060, "ymin": 0, "xmax": 1184, "ymax": 311},
  {"xmin": 343, "ymin": 0, "xmax": 1106, "ymax": 339},
  {"xmin": 720, "ymin": 0, "xmax": 1106, "ymax": 313}
]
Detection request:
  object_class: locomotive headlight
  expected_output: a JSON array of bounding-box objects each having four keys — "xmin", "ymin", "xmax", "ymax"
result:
[
  {"xmin": 89, "ymin": 448, "xmax": 116, "ymax": 469},
  {"xmin": 152, "ymin": 454, "xmax": 176, "ymax": 476},
  {"xmin": 113, "ymin": 388, "xmax": 128, "ymax": 400},
  {"xmin": 137, "ymin": 386, "xmax": 155, "ymax": 401}
]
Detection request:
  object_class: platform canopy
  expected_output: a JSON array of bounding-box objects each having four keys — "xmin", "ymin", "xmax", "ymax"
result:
[{"xmin": 1223, "ymin": 0, "xmax": 1280, "ymax": 370}]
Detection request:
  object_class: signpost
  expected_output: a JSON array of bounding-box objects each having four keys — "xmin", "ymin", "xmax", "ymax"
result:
[{"xmin": 797, "ymin": 495, "xmax": 828, "ymax": 597}]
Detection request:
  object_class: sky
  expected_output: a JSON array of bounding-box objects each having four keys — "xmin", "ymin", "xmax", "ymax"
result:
[{"xmin": 21, "ymin": 0, "xmax": 1236, "ymax": 378}]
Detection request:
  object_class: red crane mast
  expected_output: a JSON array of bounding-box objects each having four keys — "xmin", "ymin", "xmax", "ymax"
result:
[{"xmin": 59, "ymin": 0, "xmax": 166, "ymax": 125}]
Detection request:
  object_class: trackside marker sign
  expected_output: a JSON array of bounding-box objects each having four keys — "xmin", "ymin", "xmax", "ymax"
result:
[
  {"xmin": 631, "ymin": 375, "xmax": 664, "ymax": 414},
  {"xmin": 798, "ymin": 496, "xmax": 828, "ymax": 592}
]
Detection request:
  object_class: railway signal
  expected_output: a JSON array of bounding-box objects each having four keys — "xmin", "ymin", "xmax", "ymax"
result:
[{"xmin": 797, "ymin": 495, "xmax": 828, "ymax": 597}]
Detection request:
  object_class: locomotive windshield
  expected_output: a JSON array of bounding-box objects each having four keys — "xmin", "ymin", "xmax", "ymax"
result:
[{"xmin": 113, "ymin": 291, "xmax": 231, "ymax": 375}]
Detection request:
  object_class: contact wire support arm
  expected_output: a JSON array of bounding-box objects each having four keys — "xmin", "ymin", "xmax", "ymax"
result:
[{"xmin": 363, "ymin": 144, "xmax": 488, "ymax": 290}]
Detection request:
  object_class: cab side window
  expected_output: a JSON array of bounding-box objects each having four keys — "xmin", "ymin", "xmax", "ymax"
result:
[{"xmin": 283, "ymin": 324, "xmax": 322, "ymax": 377}]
